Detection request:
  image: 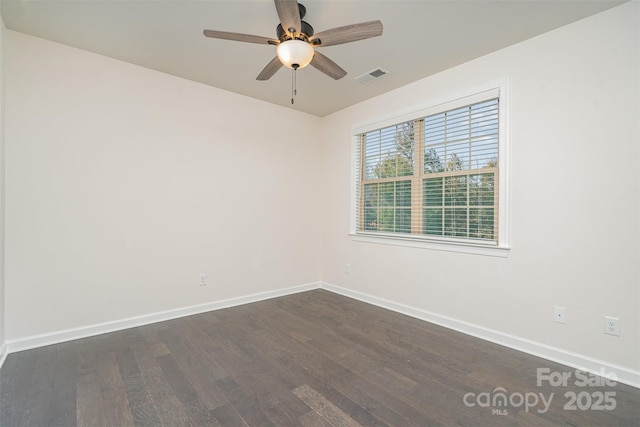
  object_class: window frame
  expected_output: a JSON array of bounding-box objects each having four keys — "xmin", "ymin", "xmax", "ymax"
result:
[{"xmin": 350, "ymin": 78, "xmax": 511, "ymax": 257}]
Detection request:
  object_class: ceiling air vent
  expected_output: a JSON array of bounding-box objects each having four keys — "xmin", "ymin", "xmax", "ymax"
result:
[{"xmin": 356, "ymin": 68, "xmax": 389, "ymax": 84}]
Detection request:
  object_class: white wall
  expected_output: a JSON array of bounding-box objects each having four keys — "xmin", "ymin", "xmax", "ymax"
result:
[
  {"xmin": 4, "ymin": 31, "xmax": 323, "ymax": 340},
  {"xmin": 320, "ymin": 2, "xmax": 639, "ymax": 374},
  {"xmin": 0, "ymin": 13, "xmax": 6, "ymax": 361}
]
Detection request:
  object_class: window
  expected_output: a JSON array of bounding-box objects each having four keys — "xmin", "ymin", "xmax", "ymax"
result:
[{"xmin": 352, "ymin": 84, "xmax": 509, "ymax": 255}]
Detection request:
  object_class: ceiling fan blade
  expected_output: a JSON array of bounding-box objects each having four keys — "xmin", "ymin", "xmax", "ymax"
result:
[
  {"xmin": 203, "ymin": 29, "xmax": 277, "ymax": 45},
  {"xmin": 256, "ymin": 57, "xmax": 283, "ymax": 81},
  {"xmin": 310, "ymin": 20, "xmax": 383, "ymax": 47},
  {"xmin": 274, "ymin": 0, "xmax": 301, "ymax": 37},
  {"xmin": 310, "ymin": 51, "xmax": 347, "ymax": 80}
]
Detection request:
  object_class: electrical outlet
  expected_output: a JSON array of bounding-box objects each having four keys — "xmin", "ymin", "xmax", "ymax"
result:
[
  {"xmin": 199, "ymin": 273, "xmax": 208, "ymax": 286},
  {"xmin": 344, "ymin": 264, "xmax": 351, "ymax": 274},
  {"xmin": 604, "ymin": 316, "xmax": 620, "ymax": 336},
  {"xmin": 553, "ymin": 306, "xmax": 566, "ymax": 324}
]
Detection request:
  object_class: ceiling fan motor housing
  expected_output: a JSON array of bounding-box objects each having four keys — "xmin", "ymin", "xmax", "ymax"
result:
[
  {"xmin": 277, "ymin": 21, "xmax": 314, "ymax": 41},
  {"xmin": 276, "ymin": 2, "xmax": 312, "ymax": 40}
]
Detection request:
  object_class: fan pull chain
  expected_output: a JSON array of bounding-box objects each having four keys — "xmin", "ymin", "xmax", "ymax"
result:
[{"xmin": 291, "ymin": 67, "xmax": 298, "ymax": 104}]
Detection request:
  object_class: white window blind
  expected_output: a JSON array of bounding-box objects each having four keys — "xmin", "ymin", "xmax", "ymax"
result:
[{"xmin": 355, "ymin": 95, "xmax": 500, "ymax": 246}]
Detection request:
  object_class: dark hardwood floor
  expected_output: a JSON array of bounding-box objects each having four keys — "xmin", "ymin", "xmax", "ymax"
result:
[{"xmin": 1, "ymin": 289, "xmax": 639, "ymax": 426}]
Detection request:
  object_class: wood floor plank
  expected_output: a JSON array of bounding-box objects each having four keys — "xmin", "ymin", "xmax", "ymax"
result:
[
  {"xmin": 116, "ymin": 347, "xmax": 160, "ymax": 426},
  {"xmin": 157, "ymin": 325, "xmax": 229, "ymax": 410},
  {"xmin": 95, "ymin": 351, "xmax": 135, "ymax": 427},
  {"xmin": 237, "ymin": 309, "xmax": 421, "ymax": 426},
  {"xmin": 232, "ymin": 319, "xmax": 390, "ymax": 427},
  {"xmin": 210, "ymin": 402, "xmax": 247, "ymax": 426},
  {"xmin": 214, "ymin": 376, "xmax": 276, "ymax": 426},
  {"xmin": 298, "ymin": 409, "xmax": 336, "ymax": 427},
  {"xmin": 120, "ymin": 372, "xmax": 162, "ymax": 427},
  {"xmin": 248, "ymin": 299, "xmax": 435, "ymax": 425},
  {"xmin": 1, "ymin": 289, "xmax": 639, "ymax": 426},
  {"xmin": 0, "ymin": 347, "xmax": 61, "ymax": 426},
  {"xmin": 48, "ymin": 342, "xmax": 79, "ymax": 427},
  {"xmin": 228, "ymin": 365, "xmax": 310, "ymax": 423},
  {"xmin": 112, "ymin": 342, "xmax": 162, "ymax": 426},
  {"xmin": 76, "ymin": 337, "xmax": 99, "ymax": 378},
  {"xmin": 292, "ymin": 384, "xmax": 362, "ymax": 427},
  {"xmin": 20, "ymin": 345, "xmax": 58, "ymax": 427},
  {"xmin": 155, "ymin": 353, "xmax": 215, "ymax": 426},
  {"xmin": 130, "ymin": 340, "xmax": 191, "ymax": 427},
  {"xmin": 0, "ymin": 351, "xmax": 32, "ymax": 425},
  {"xmin": 76, "ymin": 372, "xmax": 106, "ymax": 427},
  {"xmin": 231, "ymin": 303, "xmax": 396, "ymax": 427}
]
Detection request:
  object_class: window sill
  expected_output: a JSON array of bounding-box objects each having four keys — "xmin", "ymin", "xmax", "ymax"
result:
[{"xmin": 349, "ymin": 233, "xmax": 511, "ymax": 257}]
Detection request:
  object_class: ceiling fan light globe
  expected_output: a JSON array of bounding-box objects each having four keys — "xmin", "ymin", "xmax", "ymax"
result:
[{"xmin": 277, "ymin": 40, "xmax": 314, "ymax": 70}]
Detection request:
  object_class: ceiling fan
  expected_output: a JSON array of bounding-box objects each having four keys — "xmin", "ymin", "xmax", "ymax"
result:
[{"xmin": 203, "ymin": 0, "xmax": 383, "ymax": 81}]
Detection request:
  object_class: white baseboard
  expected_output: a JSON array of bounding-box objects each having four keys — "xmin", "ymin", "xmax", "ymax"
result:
[
  {"xmin": 3, "ymin": 280, "xmax": 639, "ymax": 389},
  {"xmin": 5, "ymin": 282, "xmax": 320, "ymax": 355},
  {"xmin": 319, "ymin": 282, "xmax": 640, "ymax": 389}
]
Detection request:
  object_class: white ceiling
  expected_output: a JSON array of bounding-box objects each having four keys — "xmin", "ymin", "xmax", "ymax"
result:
[{"xmin": 0, "ymin": 0, "xmax": 626, "ymax": 116}]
